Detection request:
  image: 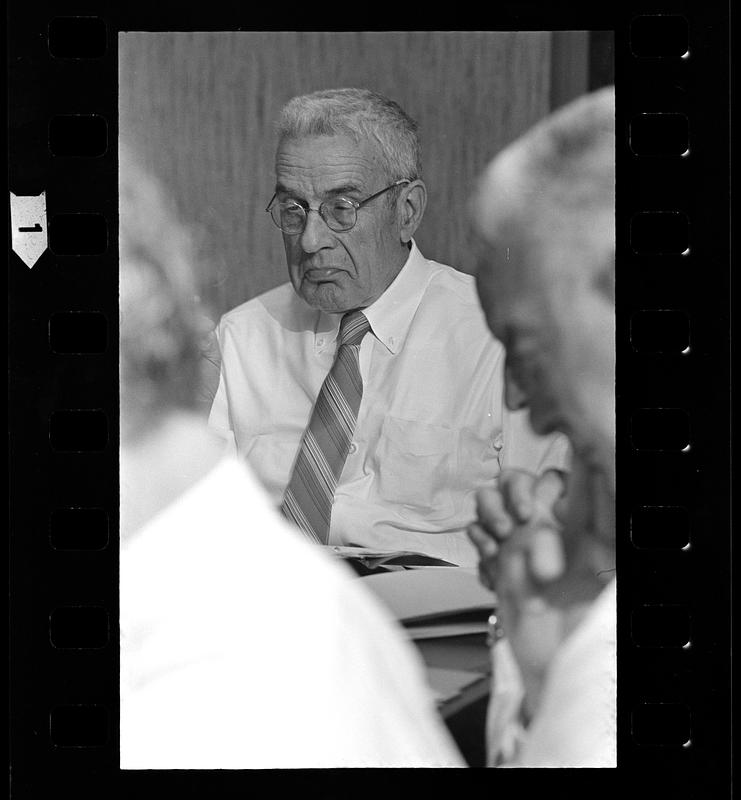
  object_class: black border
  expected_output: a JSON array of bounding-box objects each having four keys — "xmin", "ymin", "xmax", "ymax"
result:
[{"xmin": 8, "ymin": 3, "xmax": 732, "ymax": 795}]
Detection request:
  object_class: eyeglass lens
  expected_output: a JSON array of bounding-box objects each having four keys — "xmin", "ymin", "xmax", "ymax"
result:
[{"xmin": 272, "ymin": 198, "xmax": 357, "ymax": 234}]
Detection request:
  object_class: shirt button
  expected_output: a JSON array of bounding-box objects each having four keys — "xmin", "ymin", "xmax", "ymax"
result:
[
  {"xmin": 348, "ymin": 442, "xmax": 358, "ymax": 454},
  {"xmin": 316, "ymin": 337, "xmax": 324, "ymax": 346}
]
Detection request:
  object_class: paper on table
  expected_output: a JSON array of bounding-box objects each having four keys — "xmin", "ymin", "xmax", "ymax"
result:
[
  {"xmin": 361, "ymin": 567, "xmax": 497, "ymax": 627},
  {"xmin": 406, "ymin": 620, "xmax": 490, "ymax": 640},
  {"xmin": 329, "ymin": 545, "xmax": 457, "ymax": 568},
  {"xmin": 426, "ymin": 667, "xmax": 487, "ymax": 705}
]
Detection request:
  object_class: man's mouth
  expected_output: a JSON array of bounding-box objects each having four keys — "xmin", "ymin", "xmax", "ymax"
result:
[{"xmin": 303, "ymin": 267, "xmax": 345, "ymax": 282}]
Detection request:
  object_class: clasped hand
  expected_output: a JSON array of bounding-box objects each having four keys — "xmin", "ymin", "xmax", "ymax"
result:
[
  {"xmin": 467, "ymin": 468, "xmax": 590, "ymax": 716},
  {"xmin": 469, "ymin": 469, "xmax": 567, "ymax": 595}
]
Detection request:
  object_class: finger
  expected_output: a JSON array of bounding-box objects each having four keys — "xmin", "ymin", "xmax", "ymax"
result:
[
  {"xmin": 553, "ymin": 493, "xmax": 569, "ymax": 527},
  {"xmin": 467, "ymin": 522, "xmax": 499, "ymax": 559},
  {"xmin": 497, "ymin": 548, "xmax": 530, "ymax": 614},
  {"xmin": 531, "ymin": 470, "xmax": 566, "ymax": 535},
  {"xmin": 527, "ymin": 526, "xmax": 567, "ymax": 584},
  {"xmin": 499, "ymin": 469, "xmax": 536, "ymax": 523},
  {"xmin": 475, "ymin": 489, "xmax": 514, "ymax": 540},
  {"xmin": 468, "ymin": 523, "xmax": 499, "ymax": 591},
  {"xmin": 535, "ymin": 469, "xmax": 567, "ymax": 507}
]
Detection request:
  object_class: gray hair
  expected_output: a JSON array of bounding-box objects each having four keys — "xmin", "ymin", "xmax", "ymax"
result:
[
  {"xmin": 512, "ymin": 86, "xmax": 615, "ymax": 297},
  {"xmin": 515, "ymin": 86, "xmax": 615, "ymax": 217},
  {"xmin": 276, "ymin": 88, "xmax": 421, "ymax": 181}
]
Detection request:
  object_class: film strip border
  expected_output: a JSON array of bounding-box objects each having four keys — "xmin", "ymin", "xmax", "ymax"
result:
[
  {"xmin": 617, "ymin": 10, "xmax": 730, "ymax": 788},
  {"xmin": 8, "ymin": 6, "xmax": 730, "ymax": 795},
  {"xmin": 8, "ymin": 11, "xmax": 121, "ymax": 792}
]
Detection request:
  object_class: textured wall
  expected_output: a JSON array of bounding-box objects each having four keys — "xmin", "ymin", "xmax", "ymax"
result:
[{"xmin": 119, "ymin": 31, "xmax": 554, "ymax": 318}]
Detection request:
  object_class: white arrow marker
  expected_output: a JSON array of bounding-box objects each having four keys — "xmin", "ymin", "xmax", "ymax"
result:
[{"xmin": 11, "ymin": 191, "xmax": 48, "ymax": 268}]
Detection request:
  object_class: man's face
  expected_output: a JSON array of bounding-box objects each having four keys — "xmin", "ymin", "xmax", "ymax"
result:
[
  {"xmin": 472, "ymin": 160, "xmax": 615, "ymax": 490},
  {"xmin": 274, "ymin": 134, "xmax": 405, "ymax": 314}
]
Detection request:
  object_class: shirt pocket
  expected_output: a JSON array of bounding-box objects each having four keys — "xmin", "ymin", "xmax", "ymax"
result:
[{"xmin": 374, "ymin": 416, "xmax": 457, "ymax": 522}]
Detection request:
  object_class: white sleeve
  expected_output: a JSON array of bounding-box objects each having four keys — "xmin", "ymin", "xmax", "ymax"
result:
[
  {"xmin": 500, "ymin": 405, "xmax": 571, "ymax": 476},
  {"xmin": 206, "ymin": 320, "xmax": 237, "ymax": 453},
  {"xmin": 207, "ymin": 376, "xmax": 236, "ymax": 450},
  {"xmin": 121, "ymin": 461, "xmax": 463, "ymax": 768},
  {"xmin": 319, "ymin": 579, "xmax": 467, "ymax": 767},
  {"xmin": 122, "ymin": 575, "xmax": 465, "ymax": 768}
]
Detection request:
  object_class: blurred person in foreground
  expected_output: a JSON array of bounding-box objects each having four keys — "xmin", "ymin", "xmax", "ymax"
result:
[
  {"xmin": 118, "ymin": 148, "xmax": 464, "ymax": 768},
  {"xmin": 467, "ymin": 87, "xmax": 616, "ymax": 767}
]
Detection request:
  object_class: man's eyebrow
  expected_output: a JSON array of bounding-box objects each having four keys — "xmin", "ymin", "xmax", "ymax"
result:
[
  {"xmin": 274, "ymin": 182, "xmax": 299, "ymax": 197},
  {"xmin": 274, "ymin": 183, "xmax": 363, "ymax": 199},
  {"xmin": 327, "ymin": 184, "xmax": 362, "ymax": 197}
]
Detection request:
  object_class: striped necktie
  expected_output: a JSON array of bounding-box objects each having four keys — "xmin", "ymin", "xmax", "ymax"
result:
[{"xmin": 281, "ymin": 310, "xmax": 371, "ymax": 543}]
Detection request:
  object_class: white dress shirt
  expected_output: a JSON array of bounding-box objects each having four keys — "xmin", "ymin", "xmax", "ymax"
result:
[
  {"xmin": 209, "ymin": 242, "xmax": 569, "ymax": 566},
  {"xmin": 120, "ymin": 456, "xmax": 464, "ymax": 768}
]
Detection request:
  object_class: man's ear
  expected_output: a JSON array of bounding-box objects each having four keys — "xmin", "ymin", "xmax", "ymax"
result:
[{"xmin": 398, "ymin": 180, "xmax": 427, "ymax": 243}]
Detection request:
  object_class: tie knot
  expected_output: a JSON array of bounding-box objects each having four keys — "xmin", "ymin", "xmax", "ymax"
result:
[{"xmin": 338, "ymin": 311, "xmax": 370, "ymax": 347}]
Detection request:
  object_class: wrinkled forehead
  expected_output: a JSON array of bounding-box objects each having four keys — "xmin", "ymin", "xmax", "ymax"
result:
[{"xmin": 275, "ymin": 133, "xmax": 381, "ymax": 176}]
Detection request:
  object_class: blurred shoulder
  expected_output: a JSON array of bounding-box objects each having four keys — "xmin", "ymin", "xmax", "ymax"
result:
[{"xmin": 219, "ymin": 282, "xmax": 315, "ymax": 335}]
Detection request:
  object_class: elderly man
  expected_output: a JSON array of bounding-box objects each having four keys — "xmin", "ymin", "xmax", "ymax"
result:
[
  {"xmin": 467, "ymin": 86, "xmax": 616, "ymax": 766},
  {"xmin": 119, "ymin": 148, "xmax": 464, "ymax": 768},
  {"xmin": 208, "ymin": 87, "xmax": 568, "ymax": 566}
]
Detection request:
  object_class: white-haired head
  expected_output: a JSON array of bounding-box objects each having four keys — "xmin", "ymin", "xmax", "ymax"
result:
[
  {"xmin": 472, "ymin": 86, "xmax": 615, "ymax": 300},
  {"xmin": 276, "ymin": 88, "xmax": 421, "ymax": 184},
  {"xmin": 472, "ymin": 87, "xmax": 616, "ymax": 499}
]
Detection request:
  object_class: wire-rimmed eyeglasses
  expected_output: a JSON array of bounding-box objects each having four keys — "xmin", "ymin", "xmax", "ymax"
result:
[{"xmin": 265, "ymin": 179, "xmax": 411, "ymax": 235}]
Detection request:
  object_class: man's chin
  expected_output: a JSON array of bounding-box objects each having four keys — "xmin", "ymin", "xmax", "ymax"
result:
[{"xmin": 298, "ymin": 282, "xmax": 352, "ymax": 314}]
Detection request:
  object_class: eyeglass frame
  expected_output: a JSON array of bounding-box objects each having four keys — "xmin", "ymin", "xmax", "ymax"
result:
[{"xmin": 265, "ymin": 178, "xmax": 411, "ymax": 234}]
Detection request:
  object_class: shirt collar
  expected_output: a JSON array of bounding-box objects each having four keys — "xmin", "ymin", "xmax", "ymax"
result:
[{"xmin": 314, "ymin": 240, "xmax": 432, "ymax": 355}]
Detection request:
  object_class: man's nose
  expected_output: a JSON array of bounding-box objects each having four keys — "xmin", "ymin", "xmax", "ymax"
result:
[
  {"xmin": 504, "ymin": 367, "xmax": 529, "ymax": 411},
  {"xmin": 299, "ymin": 208, "xmax": 335, "ymax": 253}
]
